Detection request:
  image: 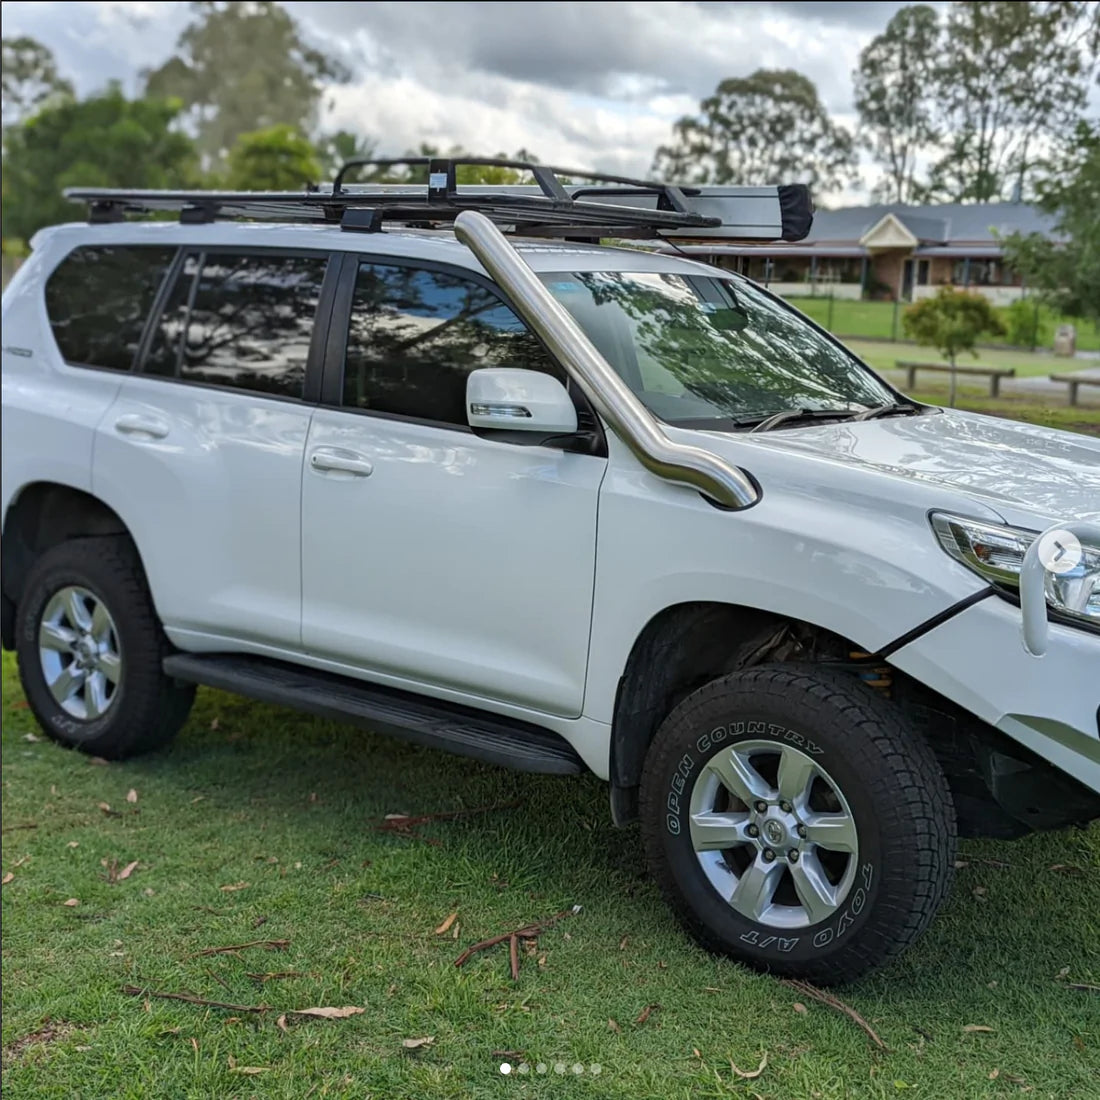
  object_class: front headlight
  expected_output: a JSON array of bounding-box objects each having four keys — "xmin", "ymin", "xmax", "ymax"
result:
[{"xmin": 931, "ymin": 512, "xmax": 1100, "ymax": 627}]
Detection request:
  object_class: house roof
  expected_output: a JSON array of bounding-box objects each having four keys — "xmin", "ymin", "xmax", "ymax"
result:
[{"xmin": 807, "ymin": 201, "xmax": 1056, "ymax": 245}]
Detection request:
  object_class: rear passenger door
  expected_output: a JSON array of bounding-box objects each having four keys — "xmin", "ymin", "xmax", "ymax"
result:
[
  {"xmin": 300, "ymin": 257, "xmax": 606, "ymax": 718},
  {"xmin": 93, "ymin": 248, "xmax": 331, "ymax": 650}
]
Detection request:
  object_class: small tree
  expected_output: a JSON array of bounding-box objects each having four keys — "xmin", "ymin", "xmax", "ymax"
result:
[
  {"xmin": 903, "ymin": 288, "xmax": 1005, "ymax": 407},
  {"xmin": 224, "ymin": 125, "xmax": 321, "ymax": 191}
]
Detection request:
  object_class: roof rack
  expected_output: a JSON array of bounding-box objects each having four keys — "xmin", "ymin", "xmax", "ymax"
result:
[{"xmin": 64, "ymin": 155, "xmax": 813, "ymax": 242}]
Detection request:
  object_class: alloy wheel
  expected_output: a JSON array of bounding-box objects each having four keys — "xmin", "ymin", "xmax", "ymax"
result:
[{"xmin": 37, "ymin": 586, "xmax": 122, "ymax": 721}]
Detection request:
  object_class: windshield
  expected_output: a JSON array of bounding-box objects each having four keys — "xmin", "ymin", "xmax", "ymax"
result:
[{"xmin": 540, "ymin": 270, "xmax": 896, "ymax": 428}]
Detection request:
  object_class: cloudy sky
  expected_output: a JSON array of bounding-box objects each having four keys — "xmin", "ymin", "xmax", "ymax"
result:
[{"xmin": 2, "ymin": 1, "xmax": 917, "ymax": 196}]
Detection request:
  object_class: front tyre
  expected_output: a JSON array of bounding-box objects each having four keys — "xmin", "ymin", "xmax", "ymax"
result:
[
  {"xmin": 640, "ymin": 664, "xmax": 956, "ymax": 985},
  {"xmin": 15, "ymin": 536, "xmax": 195, "ymax": 759}
]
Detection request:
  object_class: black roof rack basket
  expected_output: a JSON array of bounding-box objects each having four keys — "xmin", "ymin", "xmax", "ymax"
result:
[{"xmin": 64, "ymin": 155, "xmax": 814, "ymax": 242}]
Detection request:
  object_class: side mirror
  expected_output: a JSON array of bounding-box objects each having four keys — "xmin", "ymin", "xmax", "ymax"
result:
[{"xmin": 466, "ymin": 368, "xmax": 578, "ymax": 434}]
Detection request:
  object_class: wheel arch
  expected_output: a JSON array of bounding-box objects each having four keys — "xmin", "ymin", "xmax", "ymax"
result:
[
  {"xmin": 608, "ymin": 601, "xmax": 873, "ymax": 824},
  {"xmin": 1, "ymin": 482, "xmax": 136, "ymax": 650}
]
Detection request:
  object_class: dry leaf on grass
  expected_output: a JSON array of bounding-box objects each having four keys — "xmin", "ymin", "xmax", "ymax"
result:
[
  {"xmin": 230, "ymin": 1067, "xmax": 270, "ymax": 1075},
  {"xmin": 731, "ymin": 1053, "xmax": 768, "ymax": 1080},
  {"xmin": 219, "ymin": 882, "xmax": 250, "ymax": 892},
  {"xmin": 62, "ymin": 898, "xmax": 80, "ymax": 907},
  {"xmin": 2, "ymin": 872, "xmax": 13, "ymax": 885},
  {"xmin": 126, "ymin": 789, "xmax": 138, "ymax": 804},
  {"xmin": 102, "ymin": 859, "xmax": 140, "ymax": 884},
  {"xmin": 635, "ymin": 1004, "xmax": 660, "ymax": 1026},
  {"xmin": 434, "ymin": 912, "xmax": 458, "ymax": 935},
  {"xmin": 23, "ymin": 731, "xmax": 40, "ymax": 741},
  {"xmin": 402, "ymin": 1036, "xmax": 434, "ymax": 1049},
  {"xmin": 276, "ymin": 1014, "xmax": 288, "ymax": 1032},
  {"xmin": 963, "ymin": 1025, "xmax": 995, "ymax": 1033},
  {"xmin": 97, "ymin": 802, "xmax": 119, "ymax": 816},
  {"xmin": 792, "ymin": 1003, "xmax": 808, "ymax": 1014},
  {"xmin": 293, "ymin": 1006, "xmax": 364, "ymax": 1020}
]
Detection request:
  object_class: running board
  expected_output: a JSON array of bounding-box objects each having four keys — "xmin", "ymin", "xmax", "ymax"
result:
[{"xmin": 162, "ymin": 653, "xmax": 585, "ymax": 775}]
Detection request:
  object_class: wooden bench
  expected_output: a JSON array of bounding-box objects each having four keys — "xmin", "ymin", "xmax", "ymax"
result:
[
  {"xmin": 1049, "ymin": 372, "xmax": 1100, "ymax": 407},
  {"xmin": 896, "ymin": 360, "xmax": 1016, "ymax": 398}
]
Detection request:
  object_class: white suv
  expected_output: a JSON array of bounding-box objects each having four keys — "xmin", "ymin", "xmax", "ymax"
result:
[{"xmin": 3, "ymin": 160, "xmax": 1098, "ymax": 985}]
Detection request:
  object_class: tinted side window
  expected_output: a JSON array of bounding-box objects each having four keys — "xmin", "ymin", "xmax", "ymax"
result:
[
  {"xmin": 45, "ymin": 246, "xmax": 174, "ymax": 371},
  {"xmin": 343, "ymin": 262, "xmax": 561, "ymax": 424},
  {"xmin": 144, "ymin": 252, "xmax": 327, "ymax": 399}
]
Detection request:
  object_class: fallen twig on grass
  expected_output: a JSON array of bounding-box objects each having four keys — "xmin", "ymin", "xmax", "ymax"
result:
[
  {"xmin": 781, "ymin": 979, "xmax": 888, "ymax": 1050},
  {"xmin": 192, "ymin": 939, "xmax": 289, "ymax": 958},
  {"xmin": 120, "ymin": 986, "xmax": 365, "ymax": 1020},
  {"xmin": 1066, "ymin": 982, "xmax": 1100, "ymax": 994},
  {"xmin": 1, "ymin": 823, "xmax": 37, "ymax": 833},
  {"xmin": 376, "ymin": 801, "xmax": 522, "ymax": 840},
  {"xmin": 454, "ymin": 906, "xmax": 580, "ymax": 979},
  {"xmin": 122, "ymin": 985, "xmax": 269, "ymax": 1014}
]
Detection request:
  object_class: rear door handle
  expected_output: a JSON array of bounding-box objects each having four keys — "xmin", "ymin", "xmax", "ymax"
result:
[
  {"xmin": 114, "ymin": 413, "xmax": 170, "ymax": 440},
  {"xmin": 309, "ymin": 447, "xmax": 374, "ymax": 477}
]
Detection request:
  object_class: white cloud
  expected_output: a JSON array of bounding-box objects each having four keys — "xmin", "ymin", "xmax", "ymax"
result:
[{"xmin": 1, "ymin": 0, "xmax": 915, "ymax": 199}]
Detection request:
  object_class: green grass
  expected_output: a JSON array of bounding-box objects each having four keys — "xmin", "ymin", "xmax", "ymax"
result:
[
  {"xmin": 786, "ymin": 297, "xmax": 1100, "ymax": 352},
  {"xmin": 843, "ymin": 338, "xmax": 1091, "ymax": 380},
  {"xmin": 907, "ymin": 389, "xmax": 1100, "ymax": 435},
  {"xmin": 3, "ymin": 651, "xmax": 1099, "ymax": 1099}
]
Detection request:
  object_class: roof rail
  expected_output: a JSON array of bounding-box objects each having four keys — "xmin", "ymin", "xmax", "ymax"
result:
[{"xmin": 64, "ymin": 155, "xmax": 813, "ymax": 242}]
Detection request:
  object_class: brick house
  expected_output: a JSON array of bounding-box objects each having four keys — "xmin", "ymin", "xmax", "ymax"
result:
[{"xmin": 668, "ymin": 201, "xmax": 1057, "ymax": 304}]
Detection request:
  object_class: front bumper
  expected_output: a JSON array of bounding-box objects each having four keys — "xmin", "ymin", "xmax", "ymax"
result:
[{"xmin": 887, "ymin": 596, "xmax": 1100, "ymax": 795}]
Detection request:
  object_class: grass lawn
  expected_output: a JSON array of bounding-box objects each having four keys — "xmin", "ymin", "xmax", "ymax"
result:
[
  {"xmin": 906, "ymin": 389, "xmax": 1100, "ymax": 436},
  {"xmin": 3, "ymin": 648, "xmax": 1099, "ymax": 1098},
  {"xmin": 785, "ymin": 297, "xmax": 1100, "ymax": 353},
  {"xmin": 842, "ymin": 338, "xmax": 1091, "ymax": 381}
]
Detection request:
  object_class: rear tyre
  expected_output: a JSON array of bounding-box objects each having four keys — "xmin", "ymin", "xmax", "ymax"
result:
[
  {"xmin": 15, "ymin": 536, "xmax": 195, "ymax": 759},
  {"xmin": 640, "ymin": 664, "xmax": 956, "ymax": 985}
]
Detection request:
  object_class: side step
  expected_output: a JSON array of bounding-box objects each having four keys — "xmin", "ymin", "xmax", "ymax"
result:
[{"xmin": 162, "ymin": 653, "xmax": 585, "ymax": 775}]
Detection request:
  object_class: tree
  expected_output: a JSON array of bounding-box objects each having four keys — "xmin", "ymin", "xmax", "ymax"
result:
[
  {"xmin": 853, "ymin": 6, "xmax": 941, "ymax": 203},
  {"xmin": 1, "ymin": 86, "xmax": 197, "ymax": 243},
  {"xmin": 143, "ymin": 1, "xmax": 350, "ymax": 163},
  {"xmin": 1, "ymin": 36, "xmax": 73, "ymax": 128},
  {"xmin": 318, "ymin": 129, "xmax": 377, "ymax": 181},
  {"xmin": 651, "ymin": 69, "xmax": 856, "ymax": 193},
  {"xmin": 925, "ymin": 1, "xmax": 1098, "ymax": 202},
  {"xmin": 1002, "ymin": 121, "xmax": 1100, "ymax": 323},
  {"xmin": 225, "ymin": 125, "xmax": 321, "ymax": 190},
  {"xmin": 903, "ymin": 287, "xmax": 1005, "ymax": 406}
]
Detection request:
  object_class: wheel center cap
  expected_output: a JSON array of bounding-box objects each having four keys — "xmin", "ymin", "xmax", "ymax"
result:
[{"xmin": 762, "ymin": 819, "xmax": 787, "ymax": 847}]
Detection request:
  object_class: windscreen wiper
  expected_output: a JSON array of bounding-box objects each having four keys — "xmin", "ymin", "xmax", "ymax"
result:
[
  {"xmin": 745, "ymin": 408, "xmax": 858, "ymax": 433},
  {"xmin": 851, "ymin": 402, "xmax": 922, "ymax": 421}
]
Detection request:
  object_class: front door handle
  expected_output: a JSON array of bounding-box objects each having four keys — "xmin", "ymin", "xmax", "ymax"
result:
[
  {"xmin": 114, "ymin": 413, "xmax": 170, "ymax": 440},
  {"xmin": 309, "ymin": 447, "xmax": 374, "ymax": 477}
]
